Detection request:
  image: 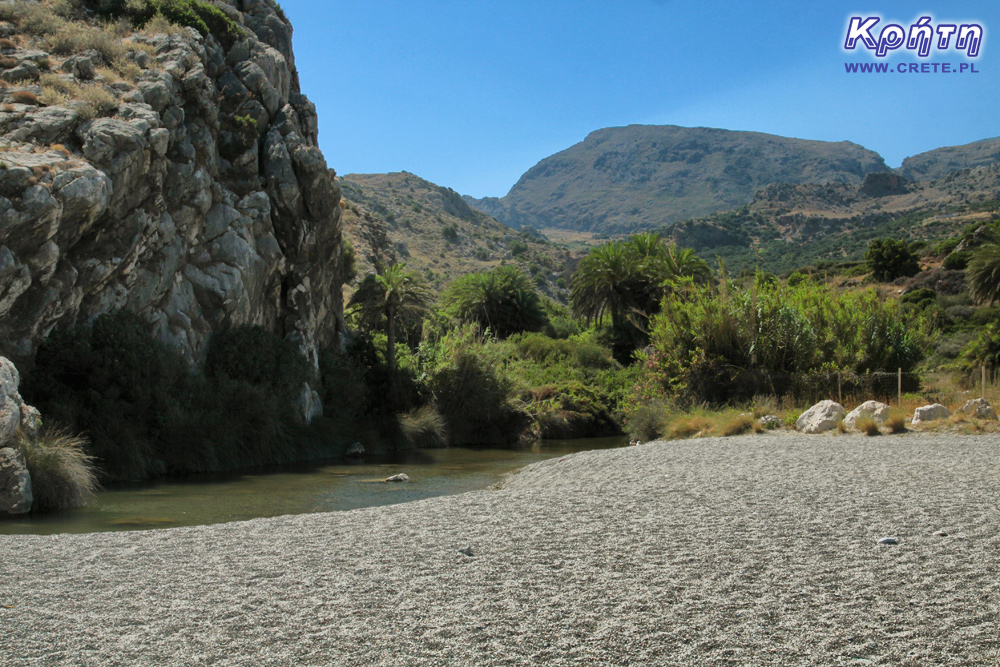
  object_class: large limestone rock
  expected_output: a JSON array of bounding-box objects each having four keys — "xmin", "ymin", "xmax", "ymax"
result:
[
  {"xmin": 0, "ymin": 357, "xmax": 40, "ymax": 446},
  {"xmin": 795, "ymin": 400, "xmax": 846, "ymax": 434},
  {"xmin": 844, "ymin": 400, "xmax": 891, "ymax": 430},
  {"xmin": 912, "ymin": 404, "xmax": 951, "ymax": 424},
  {"xmin": 959, "ymin": 398, "xmax": 998, "ymax": 420},
  {"xmin": 0, "ymin": 2, "xmax": 343, "ymax": 382},
  {"xmin": 0, "ymin": 446, "xmax": 32, "ymax": 515}
]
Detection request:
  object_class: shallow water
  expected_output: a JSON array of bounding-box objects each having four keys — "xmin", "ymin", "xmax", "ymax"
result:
[{"xmin": 0, "ymin": 437, "xmax": 628, "ymax": 535}]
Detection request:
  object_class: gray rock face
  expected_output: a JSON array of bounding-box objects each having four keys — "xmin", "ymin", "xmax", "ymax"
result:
[
  {"xmin": 0, "ymin": 446, "xmax": 32, "ymax": 515},
  {"xmin": 912, "ymin": 404, "xmax": 951, "ymax": 424},
  {"xmin": 0, "ymin": 357, "xmax": 40, "ymax": 446},
  {"xmin": 959, "ymin": 398, "xmax": 997, "ymax": 420},
  {"xmin": 0, "ymin": 3, "xmax": 343, "ymax": 380},
  {"xmin": 795, "ymin": 400, "xmax": 846, "ymax": 434},
  {"xmin": 844, "ymin": 400, "xmax": 891, "ymax": 430}
]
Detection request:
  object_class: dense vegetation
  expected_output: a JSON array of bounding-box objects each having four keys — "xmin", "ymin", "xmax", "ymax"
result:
[{"xmin": 18, "ymin": 220, "xmax": 1000, "ymax": 501}]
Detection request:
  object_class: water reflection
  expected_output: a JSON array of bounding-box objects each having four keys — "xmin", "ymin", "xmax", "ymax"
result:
[{"xmin": 0, "ymin": 437, "xmax": 627, "ymax": 535}]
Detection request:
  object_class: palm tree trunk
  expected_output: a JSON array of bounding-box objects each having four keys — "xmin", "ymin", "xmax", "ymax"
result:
[{"xmin": 386, "ymin": 307, "xmax": 396, "ymax": 377}]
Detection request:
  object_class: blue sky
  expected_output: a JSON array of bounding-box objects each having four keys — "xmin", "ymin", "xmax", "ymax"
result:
[{"xmin": 280, "ymin": 1, "xmax": 999, "ymax": 198}]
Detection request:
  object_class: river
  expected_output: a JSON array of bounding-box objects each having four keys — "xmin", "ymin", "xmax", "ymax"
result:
[{"xmin": 0, "ymin": 437, "xmax": 629, "ymax": 535}]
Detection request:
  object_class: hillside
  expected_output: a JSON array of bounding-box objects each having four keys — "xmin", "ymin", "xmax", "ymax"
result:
[
  {"xmin": 663, "ymin": 166, "xmax": 1000, "ymax": 275},
  {"xmin": 341, "ymin": 172, "xmax": 578, "ymax": 301},
  {"xmin": 899, "ymin": 137, "xmax": 1000, "ymax": 181},
  {"xmin": 466, "ymin": 124, "xmax": 890, "ymax": 234}
]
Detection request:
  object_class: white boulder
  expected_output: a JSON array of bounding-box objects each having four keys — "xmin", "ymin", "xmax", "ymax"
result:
[
  {"xmin": 912, "ymin": 403, "xmax": 951, "ymax": 424},
  {"xmin": 795, "ymin": 400, "xmax": 846, "ymax": 434},
  {"xmin": 959, "ymin": 398, "xmax": 997, "ymax": 420},
  {"xmin": 844, "ymin": 400, "xmax": 891, "ymax": 430}
]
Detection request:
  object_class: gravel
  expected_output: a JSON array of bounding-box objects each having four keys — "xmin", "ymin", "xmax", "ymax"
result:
[{"xmin": 2, "ymin": 432, "xmax": 999, "ymax": 666}]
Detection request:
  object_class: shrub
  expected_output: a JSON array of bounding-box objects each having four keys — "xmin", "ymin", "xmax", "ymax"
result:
[
  {"xmin": 206, "ymin": 325, "xmax": 312, "ymax": 402},
  {"xmin": 665, "ymin": 414, "xmax": 713, "ymax": 439},
  {"xmin": 855, "ymin": 416, "xmax": 881, "ymax": 436},
  {"xmin": 865, "ymin": 238, "xmax": 920, "ymax": 282},
  {"xmin": 399, "ymin": 406, "xmax": 448, "ymax": 449},
  {"xmin": 79, "ymin": 84, "xmax": 117, "ymax": 116},
  {"xmin": 943, "ymin": 251, "xmax": 970, "ymax": 271},
  {"xmin": 442, "ymin": 223, "xmax": 458, "ymax": 241},
  {"xmin": 624, "ymin": 398, "xmax": 668, "ymax": 441},
  {"xmin": 430, "ymin": 351, "xmax": 529, "ymax": 446},
  {"xmin": 886, "ymin": 410, "xmax": 907, "ymax": 433},
  {"xmin": 443, "ymin": 266, "xmax": 548, "ymax": 338},
  {"xmin": 16, "ymin": 428, "xmax": 99, "ymax": 513}
]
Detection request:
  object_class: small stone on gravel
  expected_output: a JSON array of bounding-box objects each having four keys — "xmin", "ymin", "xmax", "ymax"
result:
[
  {"xmin": 933, "ymin": 530, "xmax": 948, "ymax": 537},
  {"xmin": 878, "ymin": 537, "xmax": 899, "ymax": 545},
  {"xmin": 459, "ymin": 546, "xmax": 474, "ymax": 557}
]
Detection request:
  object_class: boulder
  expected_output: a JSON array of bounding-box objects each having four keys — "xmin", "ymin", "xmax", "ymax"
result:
[
  {"xmin": 0, "ymin": 446, "xmax": 32, "ymax": 515},
  {"xmin": 844, "ymin": 400, "xmax": 891, "ymax": 430},
  {"xmin": 912, "ymin": 403, "xmax": 951, "ymax": 424},
  {"xmin": 795, "ymin": 400, "xmax": 846, "ymax": 434},
  {"xmin": 294, "ymin": 382, "xmax": 323, "ymax": 425},
  {"xmin": 345, "ymin": 442, "xmax": 365, "ymax": 458},
  {"xmin": 959, "ymin": 398, "xmax": 997, "ymax": 420},
  {"xmin": 757, "ymin": 415, "xmax": 783, "ymax": 429}
]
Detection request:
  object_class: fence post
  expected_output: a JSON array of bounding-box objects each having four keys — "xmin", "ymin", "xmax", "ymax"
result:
[
  {"xmin": 983, "ymin": 365, "xmax": 987, "ymax": 400},
  {"xmin": 898, "ymin": 368, "xmax": 902, "ymax": 407}
]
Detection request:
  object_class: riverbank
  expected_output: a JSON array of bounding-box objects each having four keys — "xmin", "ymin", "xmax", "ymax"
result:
[{"xmin": 2, "ymin": 432, "xmax": 998, "ymax": 665}]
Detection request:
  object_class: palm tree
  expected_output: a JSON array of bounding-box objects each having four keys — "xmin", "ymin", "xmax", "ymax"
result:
[
  {"xmin": 348, "ymin": 263, "xmax": 431, "ymax": 375},
  {"xmin": 570, "ymin": 240, "xmax": 640, "ymax": 328},
  {"xmin": 443, "ymin": 266, "xmax": 546, "ymax": 337},
  {"xmin": 967, "ymin": 243, "xmax": 1000, "ymax": 305}
]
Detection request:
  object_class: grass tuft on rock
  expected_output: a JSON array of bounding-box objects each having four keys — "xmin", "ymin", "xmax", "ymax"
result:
[
  {"xmin": 16, "ymin": 428, "xmax": 99, "ymax": 513},
  {"xmin": 855, "ymin": 416, "xmax": 881, "ymax": 436}
]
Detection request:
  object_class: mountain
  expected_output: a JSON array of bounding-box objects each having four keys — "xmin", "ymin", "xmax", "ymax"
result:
[
  {"xmin": 341, "ymin": 172, "xmax": 577, "ymax": 301},
  {"xmin": 662, "ymin": 166, "xmax": 1000, "ymax": 275},
  {"xmin": 898, "ymin": 137, "xmax": 1000, "ymax": 181},
  {"xmin": 0, "ymin": 0, "xmax": 344, "ymax": 372},
  {"xmin": 466, "ymin": 124, "xmax": 891, "ymax": 234}
]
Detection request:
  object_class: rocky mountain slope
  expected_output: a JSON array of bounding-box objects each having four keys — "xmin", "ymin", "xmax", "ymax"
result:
[
  {"xmin": 664, "ymin": 166, "xmax": 1000, "ymax": 275},
  {"xmin": 898, "ymin": 137, "xmax": 1000, "ymax": 182},
  {"xmin": 467, "ymin": 124, "xmax": 891, "ymax": 234},
  {"xmin": 0, "ymin": 0, "xmax": 343, "ymax": 373},
  {"xmin": 341, "ymin": 172, "xmax": 577, "ymax": 301}
]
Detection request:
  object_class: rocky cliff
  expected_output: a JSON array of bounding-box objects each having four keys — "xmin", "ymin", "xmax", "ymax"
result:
[{"xmin": 0, "ymin": 0, "xmax": 343, "ymax": 373}]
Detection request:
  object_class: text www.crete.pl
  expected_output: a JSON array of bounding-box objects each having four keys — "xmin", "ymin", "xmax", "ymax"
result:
[{"xmin": 845, "ymin": 62, "xmax": 981, "ymax": 74}]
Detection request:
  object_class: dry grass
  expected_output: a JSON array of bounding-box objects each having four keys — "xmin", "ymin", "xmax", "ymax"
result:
[
  {"xmin": 886, "ymin": 410, "xmax": 907, "ymax": 433},
  {"xmin": 721, "ymin": 413, "xmax": 753, "ymax": 437},
  {"xmin": 399, "ymin": 405, "xmax": 449, "ymax": 449},
  {"xmin": 0, "ymin": 55, "xmax": 17, "ymax": 69},
  {"xmin": 140, "ymin": 13, "xmax": 188, "ymax": 37},
  {"xmin": 665, "ymin": 414, "xmax": 715, "ymax": 439},
  {"xmin": 79, "ymin": 84, "xmax": 117, "ymax": 116},
  {"xmin": 10, "ymin": 90, "xmax": 40, "ymax": 105},
  {"xmin": 855, "ymin": 416, "xmax": 881, "ymax": 436},
  {"xmin": 0, "ymin": 38, "xmax": 17, "ymax": 51},
  {"xmin": 16, "ymin": 428, "xmax": 99, "ymax": 513}
]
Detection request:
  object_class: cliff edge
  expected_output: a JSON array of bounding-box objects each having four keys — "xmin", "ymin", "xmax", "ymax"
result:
[{"xmin": 0, "ymin": 0, "xmax": 343, "ymax": 370}]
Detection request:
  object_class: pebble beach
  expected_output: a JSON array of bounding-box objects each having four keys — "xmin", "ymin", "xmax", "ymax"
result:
[{"xmin": 1, "ymin": 432, "xmax": 998, "ymax": 666}]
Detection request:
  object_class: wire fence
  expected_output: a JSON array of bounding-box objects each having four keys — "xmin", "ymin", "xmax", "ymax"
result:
[{"xmin": 781, "ymin": 367, "xmax": 1000, "ymax": 409}]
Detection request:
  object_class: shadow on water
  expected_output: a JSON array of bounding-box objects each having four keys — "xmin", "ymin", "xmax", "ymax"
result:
[{"xmin": 0, "ymin": 436, "xmax": 628, "ymax": 536}]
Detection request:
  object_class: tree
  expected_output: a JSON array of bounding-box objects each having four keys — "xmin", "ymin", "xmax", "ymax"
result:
[
  {"xmin": 865, "ymin": 238, "xmax": 920, "ymax": 282},
  {"xmin": 347, "ymin": 263, "xmax": 431, "ymax": 376},
  {"xmin": 570, "ymin": 240, "xmax": 639, "ymax": 329},
  {"xmin": 967, "ymin": 243, "xmax": 1000, "ymax": 306},
  {"xmin": 443, "ymin": 265, "xmax": 547, "ymax": 337}
]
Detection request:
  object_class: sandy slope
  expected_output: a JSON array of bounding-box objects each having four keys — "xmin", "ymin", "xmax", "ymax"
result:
[{"xmin": 1, "ymin": 433, "xmax": 998, "ymax": 666}]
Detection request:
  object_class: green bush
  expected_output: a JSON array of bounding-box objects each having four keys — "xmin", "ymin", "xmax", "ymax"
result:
[
  {"xmin": 865, "ymin": 238, "xmax": 920, "ymax": 282},
  {"xmin": 430, "ymin": 352, "xmax": 529, "ymax": 447},
  {"xmin": 16, "ymin": 429, "xmax": 99, "ymax": 513},
  {"xmin": 23, "ymin": 311, "xmax": 319, "ymax": 482},
  {"xmin": 87, "ymin": 0, "xmax": 245, "ymax": 46},
  {"xmin": 943, "ymin": 251, "xmax": 970, "ymax": 271}
]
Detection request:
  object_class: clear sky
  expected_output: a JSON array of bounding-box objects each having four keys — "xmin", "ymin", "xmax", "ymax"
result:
[{"xmin": 279, "ymin": 1, "xmax": 999, "ymax": 198}]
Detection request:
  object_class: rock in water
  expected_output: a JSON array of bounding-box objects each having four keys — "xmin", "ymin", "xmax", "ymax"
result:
[
  {"xmin": 0, "ymin": 447, "xmax": 32, "ymax": 515},
  {"xmin": 959, "ymin": 398, "xmax": 997, "ymax": 420},
  {"xmin": 384, "ymin": 473, "xmax": 410, "ymax": 483},
  {"xmin": 795, "ymin": 400, "xmax": 846, "ymax": 434},
  {"xmin": 912, "ymin": 404, "xmax": 951, "ymax": 424},
  {"xmin": 844, "ymin": 401, "xmax": 891, "ymax": 430}
]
